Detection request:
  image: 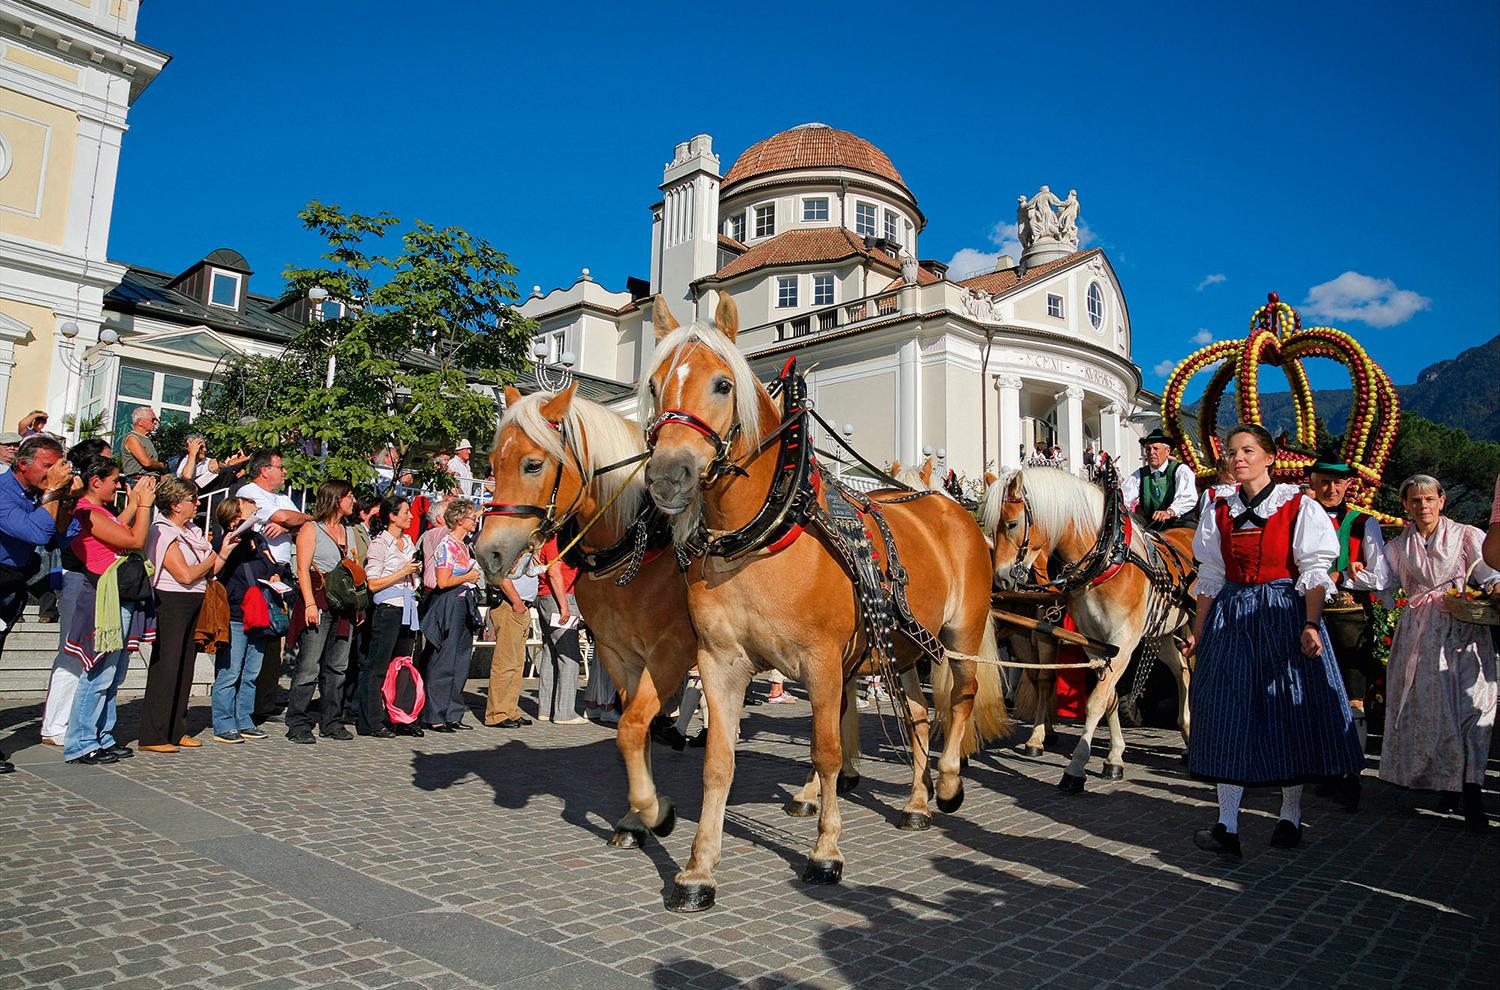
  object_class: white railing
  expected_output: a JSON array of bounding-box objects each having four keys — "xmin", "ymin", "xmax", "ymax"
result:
[{"xmin": 767, "ymin": 290, "xmax": 902, "ymax": 342}]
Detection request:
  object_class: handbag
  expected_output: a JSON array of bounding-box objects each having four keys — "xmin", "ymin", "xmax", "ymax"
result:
[
  {"xmin": 321, "ymin": 527, "xmax": 371, "ymax": 612},
  {"xmin": 114, "ymin": 554, "xmax": 155, "ymax": 605}
]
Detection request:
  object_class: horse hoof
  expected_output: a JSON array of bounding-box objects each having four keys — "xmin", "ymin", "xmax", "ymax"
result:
[
  {"xmin": 1058, "ymin": 772, "xmax": 1086, "ymax": 793},
  {"xmin": 1022, "ymin": 745, "xmax": 1045, "ymax": 758},
  {"xmin": 837, "ymin": 772, "xmax": 861, "ymax": 795},
  {"xmin": 802, "ymin": 859, "xmax": 844, "ymax": 884},
  {"xmin": 651, "ymin": 798, "xmax": 677, "ymax": 838},
  {"xmin": 783, "ymin": 800, "xmax": 819, "ymax": 818},
  {"xmin": 1103, "ymin": 764, "xmax": 1125, "ymax": 781},
  {"xmin": 936, "ymin": 783, "xmax": 965, "ymax": 814},
  {"xmin": 665, "ymin": 882, "xmax": 716, "ymax": 913},
  {"xmin": 608, "ymin": 827, "xmax": 645, "ymax": 849},
  {"xmin": 898, "ymin": 811, "xmax": 933, "ymax": 831}
]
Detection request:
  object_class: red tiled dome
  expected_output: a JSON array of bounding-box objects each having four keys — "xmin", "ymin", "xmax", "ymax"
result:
[{"xmin": 723, "ymin": 123, "xmax": 911, "ymax": 199}]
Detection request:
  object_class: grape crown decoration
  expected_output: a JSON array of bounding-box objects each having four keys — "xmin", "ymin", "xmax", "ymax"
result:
[{"xmin": 1160, "ymin": 292, "xmax": 1400, "ymax": 517}]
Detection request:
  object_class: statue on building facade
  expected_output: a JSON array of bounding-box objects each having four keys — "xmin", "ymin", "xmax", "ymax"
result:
[
  {"xmin": 1018, "ymin": 185, "xmax": 1080, "ymax": 251},
  {"xmin": 1056, "ymin": 189, "xmax": 1080, "ymax": 244}
]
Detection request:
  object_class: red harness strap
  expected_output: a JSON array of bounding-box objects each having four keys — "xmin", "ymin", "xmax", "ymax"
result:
[{"xmin": 1089, "ymin": 514, "xmax": 1133, "ymax": 587}]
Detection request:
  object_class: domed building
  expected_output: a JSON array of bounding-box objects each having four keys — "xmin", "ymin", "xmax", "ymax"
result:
[{"xmin": 520, "ymin": 124, "xmax": 1150, "ymax": 480}]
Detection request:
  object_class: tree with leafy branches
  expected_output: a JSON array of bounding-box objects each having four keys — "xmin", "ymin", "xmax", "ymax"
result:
[{"xmin": 193, "ymin": 202, "xmax": 535, "ymax": 489}]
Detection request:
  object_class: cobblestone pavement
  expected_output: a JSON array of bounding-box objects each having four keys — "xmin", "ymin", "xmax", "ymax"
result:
[{"xmin": 2, "ymin": 689, "xmax": 1496, "ymax": 990}]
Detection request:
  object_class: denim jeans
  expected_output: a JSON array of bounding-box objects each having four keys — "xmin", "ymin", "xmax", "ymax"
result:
[
  {"xmin": 63, "ymin": 603, "xmax": 134, "ymax": 760},
  {"xmin": 287, "ymin": 610, "xmax": 352, "ymax": 735},
  {"xmin": 213, "ymin": 621, "xmax": 266, "ymax": 737}
]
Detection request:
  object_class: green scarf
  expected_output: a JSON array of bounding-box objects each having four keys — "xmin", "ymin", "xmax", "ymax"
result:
[{"xmin": 93, "ymin": 556, "xmax": 126, "ymax": 654}]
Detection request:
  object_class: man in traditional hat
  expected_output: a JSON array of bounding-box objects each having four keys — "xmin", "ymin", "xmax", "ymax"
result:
[
  {"xmin": 1121, "ymin": 429, "xmax": 1198, "ymax": 530},
  {"xmin": 1307, "ymin": 454, "xmax": 1393, "ymax": 809}
]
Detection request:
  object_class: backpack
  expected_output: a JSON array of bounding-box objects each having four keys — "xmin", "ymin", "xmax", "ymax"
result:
[
  {"xmin": 381, "ymin": 656, "xmax": 426, "ymax": 724},
  {"xmin": 320, "ymin": 527, "xmax": 371, "ymax": 612}
]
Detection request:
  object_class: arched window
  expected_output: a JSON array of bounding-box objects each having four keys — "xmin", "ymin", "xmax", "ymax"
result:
[{"xmin": 1087, "ymin": 281, "xmax": 1105, "ymax": 330}]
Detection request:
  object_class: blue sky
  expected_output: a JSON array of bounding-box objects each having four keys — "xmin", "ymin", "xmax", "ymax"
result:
[{"xmin": 110, "ymin": 1, "xmax": 1498, "ymax": 393}]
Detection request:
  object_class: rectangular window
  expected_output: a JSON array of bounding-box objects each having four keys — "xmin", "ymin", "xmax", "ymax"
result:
[
  {"xmin": 802, "ymin": 197, "xmax": 830, "ymax": 222},
  {"xmin": 729, "ymin": 212, "xmax": 746, "ymax": 243},
  {"xmin": 549, "ymin": 331, "xmax": 566, "ymax": 362},
  {"xmin": 776, "ymin": 276, "xmax": 798, "ymax": 309},
  {"xmin": 208, "ymin": 269, "xmax": 241, "ymax": 309},
  {"xmin": 754, "ymin": 204, "xmax": 776, "ymax": 238},
  {"xmin": 318, "ymin": 300, "xmax": 344, "ymax": 321},
  {"xmin": 854, "ymin": 202, "xmax": 878, "ymax": 237},
  {"xmin": 111, "ymin": 363, "xmax": 204, "ymax": 452},
  {"xmin": 812, "ymin": 274, "xmax": 834, "ymax": 307},
  {"xmin": 884, "ymin": 209, "xmax": 899, "ymax": 242},
  {"xmin": 1047, "ymin": 294, "xmax": 1065, "ymax": 318}
]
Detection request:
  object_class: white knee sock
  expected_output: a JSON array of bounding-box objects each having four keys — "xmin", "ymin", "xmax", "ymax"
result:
[
  {"xmin": 1217, "ymin": 783, "xmax": 1245, "ymax": 833},
  {"xmin": 674, "ymin": 683, "xmax": 702, "ymax": 735},
  {"xmin": 1279, "ymin": 785, "xmax": 1303, "ymax": 825}
]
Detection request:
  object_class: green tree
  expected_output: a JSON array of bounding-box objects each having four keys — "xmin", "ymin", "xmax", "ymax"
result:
[
  {"xmin": 195, "ymin": 202, "xmax": 535, "ymax": 488},
  {"xmin": 1372, "ymin": 413, "xmax": 1500, "ymax": 526}
]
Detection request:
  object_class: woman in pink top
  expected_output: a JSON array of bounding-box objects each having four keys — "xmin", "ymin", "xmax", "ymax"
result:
[
  {"xmin": 61, "ymin": 459, "xmax": 155, "ymax": 765},
  {"xmin": 139, "ymin": 476, "xmax": 238, "ymax": 753}
]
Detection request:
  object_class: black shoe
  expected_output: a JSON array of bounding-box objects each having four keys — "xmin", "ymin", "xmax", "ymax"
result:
[
  {"xmin": 1335, "ymin": 776, "xmax": 1362, "ymax": 812},
  {"xmin": 1270, "ymin": 819, "xmax": 1303, "ymax": 848},
  {"xmin": 321, "ymin": 726, "xmax": 354, "ymax": 741},
  {"xmin": 393, "ymin": 724, "xmax": 424, "ymax": 737},
  {"xmin": 1192, "ymin": 823, "xmax": 1242, "ymax": 857},
  {"xmin": 363, "ymin": 728, "xmax": 397, "ymax": 738},
  {"xmin": 448, "ymin": 721, "xmax": 473, "ymax": 731},
  {"xmin": 495, "ymin": 718, "xmax": 532, "ymax": 728},
  {"xmin": 105, "ymin": 743, "xmax": 134, "ymax": 760},
  {"xmin": 67, "ymin": 749, "xmax": 119, "ymax": 766},
  {"xmin": 0, "ymin": 751, "xmax": 14, "ymax": 774},
  {"xmin": 1463, "ymin": 785, "xmax": 1488, "ymax": 832},
  {"xmin": 286, "ymin": 730, "xmax": 316, "ymax": 745},
  {"xmin": 427, "ymin": 723, "xmax": 456, "ymax": 734},
  {"xmin": 688, "ymin": 728, "xmax": 709, "ymax": 748}
]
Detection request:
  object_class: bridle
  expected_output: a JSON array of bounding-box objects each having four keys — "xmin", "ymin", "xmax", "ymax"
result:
[
  {"xmin": 1000, "ymin": 485, "xmax": 1039, "ymax": 588},
  {"xmin": 644, "ymin": 407, "xmax": 745, "ymax": 487},
  {"xmin": 482, "ymin": 417, "xmax": 597, "ymax": 549}
]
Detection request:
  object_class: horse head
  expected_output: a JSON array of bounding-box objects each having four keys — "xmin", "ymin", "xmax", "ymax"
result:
[
  {"xmin": 475, "ymin": 383, "xmax": 591, "ymax": 584},
  {"xmin": 985, "ymin": 470, "xmax": 1044, "ymax": 591},
  {"xmin": 640, "ymin": 293, "xmax": 767, "ymax": 525}
]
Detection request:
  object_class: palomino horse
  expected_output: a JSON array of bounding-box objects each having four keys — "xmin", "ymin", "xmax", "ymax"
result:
[
  {"xmin": 474, "ymin": 387, "xmax": 693, "ymax": 849},
  {"xmin": 984, "ymin": 466, "xmax": 1194, "ymax": 790},
  {"xmin": 641, "ymin": 295, "xmax": 1008, "ymax": 911}
]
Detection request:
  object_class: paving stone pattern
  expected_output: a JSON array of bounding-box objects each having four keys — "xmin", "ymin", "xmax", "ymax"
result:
[{"xmin": 1, "ymin": 691, "xmax": 1495, "ymax": 989}]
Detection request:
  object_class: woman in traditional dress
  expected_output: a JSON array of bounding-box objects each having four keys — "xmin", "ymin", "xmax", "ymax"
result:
[
  {"xmin": 1380, "ymin": 475, "xmax": 1498, "ymax": 831},
  {"xmin": 1184, "ymin": 424, "xmax": 1364, "ymax": 856}
]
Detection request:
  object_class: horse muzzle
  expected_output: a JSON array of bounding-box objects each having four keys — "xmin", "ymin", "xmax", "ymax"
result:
[{"xmin": 645, "ymin": 451, "xmax": 699, "ymax": 515}]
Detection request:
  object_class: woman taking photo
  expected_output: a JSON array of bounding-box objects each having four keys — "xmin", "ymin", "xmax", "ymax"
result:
[
  {"xmin": 139, "ymin": 477, "xmax": 237, "ymax": 753},
  {"xmin": 211, "ymin": 497, "xmax": 284, "ymax": 744},
  {"xmin": 61, "ymin": 460, "xmax": 156, "ymax": 766},
  {"xmin": 288, "ymin": 480, "xmax": 360, "ymax": 745},
  {"xmin": 1184, "ymin": 424, "xmax": 1363, "ymax": 856},
  {"xmin": 1380, "ymin": 475, "xmax": 1498, "ymax": 831},
  {"xmin": 358, "ymin": 495, "xmax": 422, "ymax": 737},
  {"xmin": 420, "ymin": 499, "xmax": 483, "ymax": 732}
]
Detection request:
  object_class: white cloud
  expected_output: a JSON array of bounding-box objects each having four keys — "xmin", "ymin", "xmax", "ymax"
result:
[
  {"xmin": 1077, "ymin": 220, "xmax": 1098, "ymax": 248},
  {"xmin": 1152, "ymin": 359, "xmax": 1175, "ymax": 377},
  {"xmin": 988, "ymin": 221, "xmax": 1022, "ymax": 258},
  {"xmin": 1191, "ymin": 328, "xmax": 1214, "ymax": 345},
  {"xmin": 1303, "ymin": 271, "xmax": 1430, "ymax": 328},
  {"xmin": 1196, "ymin": 273, "xmax": 1227, "ymax": 292},
  {"xmin": 946, "ymin": 220, "xmax": 1025, "ymax": 279}
]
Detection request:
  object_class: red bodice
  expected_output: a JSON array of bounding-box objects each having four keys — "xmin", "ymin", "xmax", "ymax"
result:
[{"xmin": 1216, "ymin": 491, "xmax": 1302, "ymax": 585}]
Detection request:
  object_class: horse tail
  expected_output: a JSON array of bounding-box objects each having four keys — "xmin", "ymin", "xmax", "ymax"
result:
[{"xmin": 932, "ymin": 620, "xmax": 1013, "ymax": 757}]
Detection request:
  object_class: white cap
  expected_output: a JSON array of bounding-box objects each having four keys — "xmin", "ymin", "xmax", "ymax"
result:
[{"xmin": 455, "ymin": 438, "xmax": 472, "ymax": 451}]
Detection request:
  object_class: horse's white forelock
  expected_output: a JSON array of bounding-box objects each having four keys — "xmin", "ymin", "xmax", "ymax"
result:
[
  {"xmin": 637, "ymin": 322, "xmax": 764, "ymax": 442},
  {"xmin": 495, "ymin": 391, "xmax": 646, "ymax": 533},
  {"xmin": 980, "ymin": 467, "xmax": 1102, "ymax": 550}
]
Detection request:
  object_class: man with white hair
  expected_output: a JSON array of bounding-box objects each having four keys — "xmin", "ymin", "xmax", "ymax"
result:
[
  {"xmin": 448, "ymin": 439, "xmax": 474, "ymax": 484},
  {"xmin": 121, "ymin": 406, "xmax": 166, "ymax": 480},
  {"xmin": 1122, "ymin": 429, "xmax": 1198, "ymax": 530}
]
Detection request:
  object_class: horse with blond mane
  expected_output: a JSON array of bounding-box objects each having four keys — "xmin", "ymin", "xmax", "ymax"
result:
[
  {"xmin": 641, "ymin": 294, "xmax": 1008, "ymax": 912},
  {"xmin": 985, "ymin": 466, "xmax": 1195, "ymax": 790},
  {"xmin": 475, "ymin": 386, "xmax": 693, "ymax": 849}
]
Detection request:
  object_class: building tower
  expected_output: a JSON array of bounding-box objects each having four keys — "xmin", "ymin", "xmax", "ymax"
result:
[{"xmin": 651, "ymin": 134, "xmax": 720, "ymax": 329}]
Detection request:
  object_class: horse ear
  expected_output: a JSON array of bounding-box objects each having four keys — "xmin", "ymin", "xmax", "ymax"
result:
[
  {"xmin": 714, "ymin": 292, "xmax": 739, "ymax": 341},
  {"xmin": 919, "ymin": 457, "xmax": 934, "ymax": 487},
  {"xmin": 984, "ymin": 470, "xmax": 998, "ymax": 486},
  {"xmin": 502, "ymin": 385, "xmax": 523, "ymax": 408},
  {"xmin": 891, "ymin": 460, "xmax": 903, "ymax": 475},
  {"xmin": 652, "ymin": 295, "xmax": 679, "ymax": 340},
  {"xmin": 1006, "ymin": 471, "xmax": 1025, "ymax": 499},
  {"xmin": 538, "ymin": 382, "xmax": 577, "ymax": 423}
]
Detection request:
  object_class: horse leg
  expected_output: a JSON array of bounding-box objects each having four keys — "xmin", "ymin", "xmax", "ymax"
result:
[
  {"xmin": 802, "ymin": 658, "xmax": 846, "ymax": 884},
  {"xmin": 611, "ymin": 650, "xmax": 689, "ymax": 848},
  {"xmin": 934, "ymin": 655, "xmax": 978, "ymax": 813},
  {"xmin": 1159, "ymin": 636, "xmax": 1191, "ymax": 749},
  {"xmin": 898, "ymin": 666, "xmax": 934, "ymax": 830},
  {"xmin": 784, "ymin": 678, "xmax": 858, "ymax": 817},
  {"xmin": 667, "ymin": 655, "xmax": 750, "ymax": 913},
  {"xmin": 1036, "ymin": 636, "xmax": 1060, "ymax": 747},
  {"xmin": 1102, "ymin": 700, "xmax": 1126, "ymax": 781},
  {"xmin": 1060, "ymin": 655, "xmax": 1130, "ymax": 793}
]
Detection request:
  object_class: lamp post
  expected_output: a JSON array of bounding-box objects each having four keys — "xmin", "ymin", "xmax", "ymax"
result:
[
  {"xmin": 531, "ymin": 340, "xmax": 576, "ymax": 392},
  {"xmin": 57, "ymin": 321, "xmax": 118, "ymax": 443},
  {"xmin": 307, "ymin": 286, "xmax": 335, "ymax": 469}
]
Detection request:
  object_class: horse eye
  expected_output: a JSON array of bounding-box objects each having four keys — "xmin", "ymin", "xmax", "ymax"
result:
[
  {"xmin": 523, "ymin": 458, "xmax": 544, "ymax": 475},
  {"xmin": 713, "ymin": 377, "xmax": 732, "ymax": 395},
  {"xmin": 1006, "ymin": 520, "xmax": 1018, "ymax": 531}
]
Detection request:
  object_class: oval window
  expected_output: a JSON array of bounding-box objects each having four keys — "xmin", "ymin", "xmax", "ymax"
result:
[{"xmin": 1087, "ymin": 282, "xmax": 1105, "ymax": 330}]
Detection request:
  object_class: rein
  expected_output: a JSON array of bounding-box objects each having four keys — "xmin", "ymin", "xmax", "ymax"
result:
[{"xmin": 1003, "ymin": 464, "xmax": 1131, "ymax": 596}]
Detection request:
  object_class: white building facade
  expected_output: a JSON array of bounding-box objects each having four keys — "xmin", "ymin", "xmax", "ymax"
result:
[{"xmin": 522, "ymin": 123, "xmax": 1153, "ymax": 482}]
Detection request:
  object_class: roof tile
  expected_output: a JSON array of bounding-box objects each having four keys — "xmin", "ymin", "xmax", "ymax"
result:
[{"xmin": 724, "ymin": 124, "xmax": 910, "ymax": 198}]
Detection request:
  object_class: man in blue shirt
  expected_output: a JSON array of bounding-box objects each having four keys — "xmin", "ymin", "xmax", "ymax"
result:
[{"xmin": 0, "ymin": 435, "xmax": 73, "ymax": 774}]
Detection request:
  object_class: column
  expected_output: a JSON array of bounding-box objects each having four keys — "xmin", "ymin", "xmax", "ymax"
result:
[
  {"xmin": 897, "ymin": 338, "xmax": 920, "ymax": 464},
  {"xmin": 1020, "ymin": 416, "xmax": 1036, "ymax": 460},
  {"xmin": 1099, "ymin": 403, "xmax": 1122, "ymax": 461},
  {"xmin": 1055, "ymin": 385, "xmax": 1084, "ymax": 475},
  {"xmin": 994, "ymin": 374, "xmax": 1023, "ymax": 470}
]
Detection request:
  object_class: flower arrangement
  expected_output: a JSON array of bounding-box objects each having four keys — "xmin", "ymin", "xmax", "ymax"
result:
[{"xmin": 1161, "ymin": 292, "xmax": 1402, "ymax": 523}]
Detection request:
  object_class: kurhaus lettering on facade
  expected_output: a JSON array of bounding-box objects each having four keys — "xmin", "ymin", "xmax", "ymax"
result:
[{"xmin": 523, "ymin": 123, "xmax": 1154, "ymax": 479}]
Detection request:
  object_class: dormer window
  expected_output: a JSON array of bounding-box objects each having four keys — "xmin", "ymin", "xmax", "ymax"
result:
[
  {"xmin": 802, "ymin": 197, "xmax": 829, "ymax": 222},
  {"xmin": 318, "ymin": 299, "xmax": 345, "ymax": 321},
  {"xmin": 754, "ymin": 204, "xmax": 776, "ymax": 239},
  {"xmin": 854, "ymin": 202, "xmax": 877, "ymax": 238},
  {"xmin": 776, "ymin": 276, "xmax": 798, "ymax": 309},
  {"xmin": 208, "ymin": 269, "xmax": 242, "ymax": 309},
  {"xmin": 1047, "ymin": 293, "xmax": 1065, "ymax": 319},
  {"xmin": 729, "ymin": 212, "xmax": 746, "ymax": 243}
]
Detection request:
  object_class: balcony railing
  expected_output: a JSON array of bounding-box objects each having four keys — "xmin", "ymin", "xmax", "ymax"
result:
[{"xmin": 770, "ymin": 290, "xmax": 902, "ymax": 342}]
